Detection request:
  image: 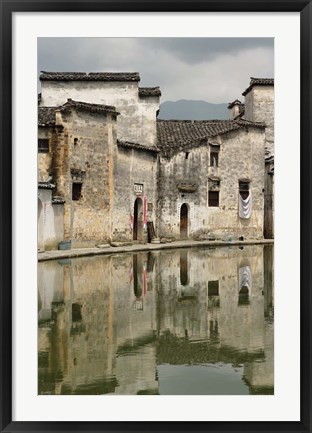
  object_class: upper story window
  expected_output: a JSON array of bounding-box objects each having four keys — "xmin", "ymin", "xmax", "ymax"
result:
[
  {"xmin": 208, "ymin": 178, "xmax": 220, "ymax": 207},
  {"xmin": 72, "ymin": 182, "xmax": 82, "ymax": 201},
  {"xmin": 38, "ymin": 138, "xmax": 49, "ymax": 153},
  {"xmin": 239, "ymin": 181, "xmax": 250, "ymax": 200},
  {"xmin": 209, "ymin": 144, "xmax": 220, "ymax": 167}
]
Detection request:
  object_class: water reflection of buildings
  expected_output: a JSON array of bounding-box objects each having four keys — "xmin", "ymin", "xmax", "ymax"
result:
[{"xmin": 38, "ymin": 245, "xmax": 274, "ymax": 395}]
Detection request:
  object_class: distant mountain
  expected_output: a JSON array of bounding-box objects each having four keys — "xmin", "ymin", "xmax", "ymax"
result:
[{"xmin": 158, "ymin": 99, "xmax": 229, "ymax": 121}]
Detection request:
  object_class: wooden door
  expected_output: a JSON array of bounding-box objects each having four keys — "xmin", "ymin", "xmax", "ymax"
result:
[{"xmin": 180, "ymin": 204, "xmax": 188, "ymax": 239}]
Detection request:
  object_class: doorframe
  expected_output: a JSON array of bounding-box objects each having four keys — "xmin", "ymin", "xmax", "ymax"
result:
[{"xmin": 180, "ymin": 203, "xmax": 189, "ymax": 239}]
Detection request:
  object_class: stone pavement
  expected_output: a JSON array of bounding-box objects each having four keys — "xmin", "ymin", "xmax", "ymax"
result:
[{"xmin": 38, "ymin": 238, "xmax": 274, "ymax": 262}]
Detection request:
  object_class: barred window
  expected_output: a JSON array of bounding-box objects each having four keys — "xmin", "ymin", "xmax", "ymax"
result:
[
  {"xmin": 38, "ymin": 138, "xmax": 49, "ymax": 153},
  {"xmin": 209, "ymin": 191, "xmax": 219, "ymax": 207},
  {"xmin": 72, "ymin": 183, "xmax": 82, "ymax": 201}
]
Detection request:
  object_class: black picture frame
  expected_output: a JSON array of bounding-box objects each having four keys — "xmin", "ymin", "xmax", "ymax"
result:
[{"xmin": 1, "ymin": 1, "xmax": 311, "ymax": 432}]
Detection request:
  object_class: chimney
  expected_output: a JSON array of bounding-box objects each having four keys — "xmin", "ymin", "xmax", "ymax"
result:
[{"xmin": 228, "ymin": 99, "xmax": 242, "ymax": 120}]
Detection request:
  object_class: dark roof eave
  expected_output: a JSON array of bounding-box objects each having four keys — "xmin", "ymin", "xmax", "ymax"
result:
[
  {"xmin": 242, "ymin": 77, "xmax": 274, "ymax": 96},
  {"xmin": 38, "ymin": 181, "xmax": 55, "ymax": 190},
  {"xmin": 40, "ymin": 71, "xmax": 140, "ymax": 82},
  {"xmin": 117, "ymin": 140, "xmax": 159, "ymax": 154}
]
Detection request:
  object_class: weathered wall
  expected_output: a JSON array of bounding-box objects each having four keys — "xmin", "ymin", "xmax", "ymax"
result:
[
  {"xmin": 158, "ymin": 128, "xmax": 266, "ymax": 240},
  {"xmin": 40, "ymin": 81, "xmax": 160, "ymax": 146},
  {"xmin": 112, "ymin": 146, "xmax": 158, "ymax": 242},
  {"xmin": 38, "ymin": 127, "xmax": 54, "ymax": 181},
  {"xmin": 244, "ymin": 86, "xmax": 274, "ymax": 155},
  {"xmin": 52, "ymin": 107, "xmax": 117, "ymax": 247},
  {"xmin": 38, "ymin": 189, "xmax": 64, "ymax": 250}
]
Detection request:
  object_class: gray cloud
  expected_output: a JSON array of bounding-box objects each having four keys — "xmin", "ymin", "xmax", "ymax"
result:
[{"xmin": 38, "ymin": 37, "xmax": 274, "ymax": 103}]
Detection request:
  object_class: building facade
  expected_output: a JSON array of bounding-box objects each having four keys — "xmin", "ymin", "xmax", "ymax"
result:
[{"xmin": 38, "ymin": 73, "xmax": 274, "ymax": 250}]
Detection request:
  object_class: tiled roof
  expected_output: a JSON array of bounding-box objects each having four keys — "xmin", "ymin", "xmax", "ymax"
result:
[
  {"xmin": 40, "ymin": 71, "xmax": 140, "ymax": 82},
  {"xmin": 38, "ymin": 107, "xmax": 56, "ymax": 126},
  {"xmin": 38, "ymin": 100, "xmax": 119, "ymax": 126},
  {"xmin": 157, "ymin": 119, "xmax": 265, "ymax": 156},
  {"xmin": 61, "ymin": 99, "xmax": 119, "ymax": 115},
  {"xmin": 117, "ymin": 140, "xmax": 159, "ymax": 153},
  {"xmin": 139, "ymin": 87, "xmax": 161, "ymax": 97},
  {"xmin": 242, "ymin": 77, "xmax": 274, "ymax": 96},
  {"xmin": 38, "ymin": 181, "xmax": 55, "ymax": 189}
]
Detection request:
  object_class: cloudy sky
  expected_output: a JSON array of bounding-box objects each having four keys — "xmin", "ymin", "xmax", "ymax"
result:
[{"xmin": 38, "ymin": 38, "xmax": 274, "ymax": 103}]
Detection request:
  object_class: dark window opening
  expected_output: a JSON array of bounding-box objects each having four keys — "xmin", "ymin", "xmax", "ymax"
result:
[
  {"xmin": 38, "ymin": 138, "xmax": 49, "ymax": 153},
  {"xmin": 72, "ymin": 183, "xmax": 82, "ymax": 201},
  {"xmin": 210, "ymin": 151, "xmax": 219, "ymax": 167},
  {"xmin": 209, "ymin": 191, "xmax": 219, "ymax": 207},
  {"xmin": 239, "ymin": 181, "xmax": 250, "ymax": 199},
  {"xmin": 208, "ymin": 280, "xmax": 219, "ymax": 296},
  {"xmin": 72, "ymin": 303, "xmax": 82, "ymax": 322},
  {"xmin": 74, "ymin": 138, "xmax": 79, "ymax": 146},
  {"xmin": 185, "ymin": 152, "xmax": 189, "ymax": 159}
]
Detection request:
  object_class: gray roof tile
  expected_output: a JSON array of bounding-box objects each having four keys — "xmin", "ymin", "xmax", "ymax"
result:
[
  {"xmin": 139, "ymin": 87, "xmax": 161, "ymax": 97},
  {"xmin": 242, "ymin": 77, "xmax": 274, "ymax": 96},
  {"xmin": 157, "ymin": 119, "xmax": 265, "ymax": 156},
  {"xmin": 40, "ymin": 71, "xmax": 140, "ymax": 82}
]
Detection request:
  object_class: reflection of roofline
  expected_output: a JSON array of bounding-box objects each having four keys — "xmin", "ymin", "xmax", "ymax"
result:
[
  {"xmin": 242, "ymin": 77, "xmax": 274, "ymax": 96},
  {"xmin": 156, "ymin": 333, "xmax": 265, "ymax": 365}
]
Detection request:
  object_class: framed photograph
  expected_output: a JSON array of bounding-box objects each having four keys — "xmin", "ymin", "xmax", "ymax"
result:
[{"xmin": 1, "ymin": 1, "xmax": 311, "ymax": 432}]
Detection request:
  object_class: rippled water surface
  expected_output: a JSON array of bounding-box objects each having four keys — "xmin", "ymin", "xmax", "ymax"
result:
[{"xmin": 38, "ymin": 245, "xmax": 274, "ymax": 395}]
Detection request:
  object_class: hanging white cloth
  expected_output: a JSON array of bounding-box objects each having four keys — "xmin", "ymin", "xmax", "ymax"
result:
[
  {"xmin": 239, "ymin": 190, "xmax": 252, "ymax": 219},
  {"xmin": 239, "ymin": 266, "xmax": 252, "ymax": 290}
]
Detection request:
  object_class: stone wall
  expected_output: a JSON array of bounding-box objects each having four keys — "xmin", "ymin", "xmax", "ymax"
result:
[
  {"xmin": 112, "ymin": 146, "xmax": 158, "ymax": 242},
  {"xmin": 52, "ymin": 107, "xmax": 117, "ymax": 246},
  {"xmin": 38, "ymin": 127, "xmax": 54, "ymax": 181},
  {"xmin": 244, "ymin": 86, "xmax": 274, "ymax": 155},
  {"xmin": 40, "ymin": 81, "xmax": 160, "ymax": 146},
  {"xmin": 158, "ymin": 128, "xmax": 266, "ymax": 240}
]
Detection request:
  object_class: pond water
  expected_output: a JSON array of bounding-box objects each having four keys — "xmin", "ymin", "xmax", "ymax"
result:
[{"xmin": 38, "ymin": 244, "xmax": 274, "ymax": 395}]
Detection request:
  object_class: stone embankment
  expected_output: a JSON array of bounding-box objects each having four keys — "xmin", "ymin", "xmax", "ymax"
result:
[{"xmin": 38, "ymin": 238, "xmax": 274, "ymax": 262}]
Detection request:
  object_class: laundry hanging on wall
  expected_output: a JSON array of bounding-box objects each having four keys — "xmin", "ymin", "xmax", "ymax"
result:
[{"xmin": 239, "ymin": 190, "xmax": 252, "ymax": 219}]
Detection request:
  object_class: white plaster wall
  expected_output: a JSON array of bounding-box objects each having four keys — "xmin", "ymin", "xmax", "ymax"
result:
[
  {"xmin": 38, "ymin": 189, "xmax": 64, "ymax": 250},
  {"xmin": 40, "ymin": 81, "xmax": 159, "ymax": 146}
]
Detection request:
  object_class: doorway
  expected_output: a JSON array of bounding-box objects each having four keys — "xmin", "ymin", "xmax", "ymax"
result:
[
  {"xmin": 180, "ymin": 203, "xmax": 188, "ymax": 239},
  {"xmin": 133, "ymin": 197, "xmax": 143, "ymax": 241}
]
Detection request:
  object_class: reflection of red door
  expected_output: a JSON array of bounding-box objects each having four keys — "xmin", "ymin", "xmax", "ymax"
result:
[{"xmin": 180, "ymin": 204, "xmax": 188, "ymax": 239}]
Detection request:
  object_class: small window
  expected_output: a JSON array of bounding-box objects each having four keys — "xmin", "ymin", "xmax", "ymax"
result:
[
  {"xmin": 210, "ymin": 151, "xmax": 219, "ymax": 167},
  {"xmin": 38, "ymin": 138, "xmax": 49, "ymax": 153},
  {"xmin": 72, "ymin": 183, "xmax": 82, "ymax": 201},
  {"xmin": 209, "ymin": 191, "xmax": 219, "ymax": 207},
  {"xmin": 208, "ymin": 281, "xmax": 219, "ymax": 296},
  {"xmin": 239, "ymin": 181, "xmax": 250, "ymax": 200},
  {"xmin": 185, "ymin": 152, "xmax": 189, "ymax": 160}
]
